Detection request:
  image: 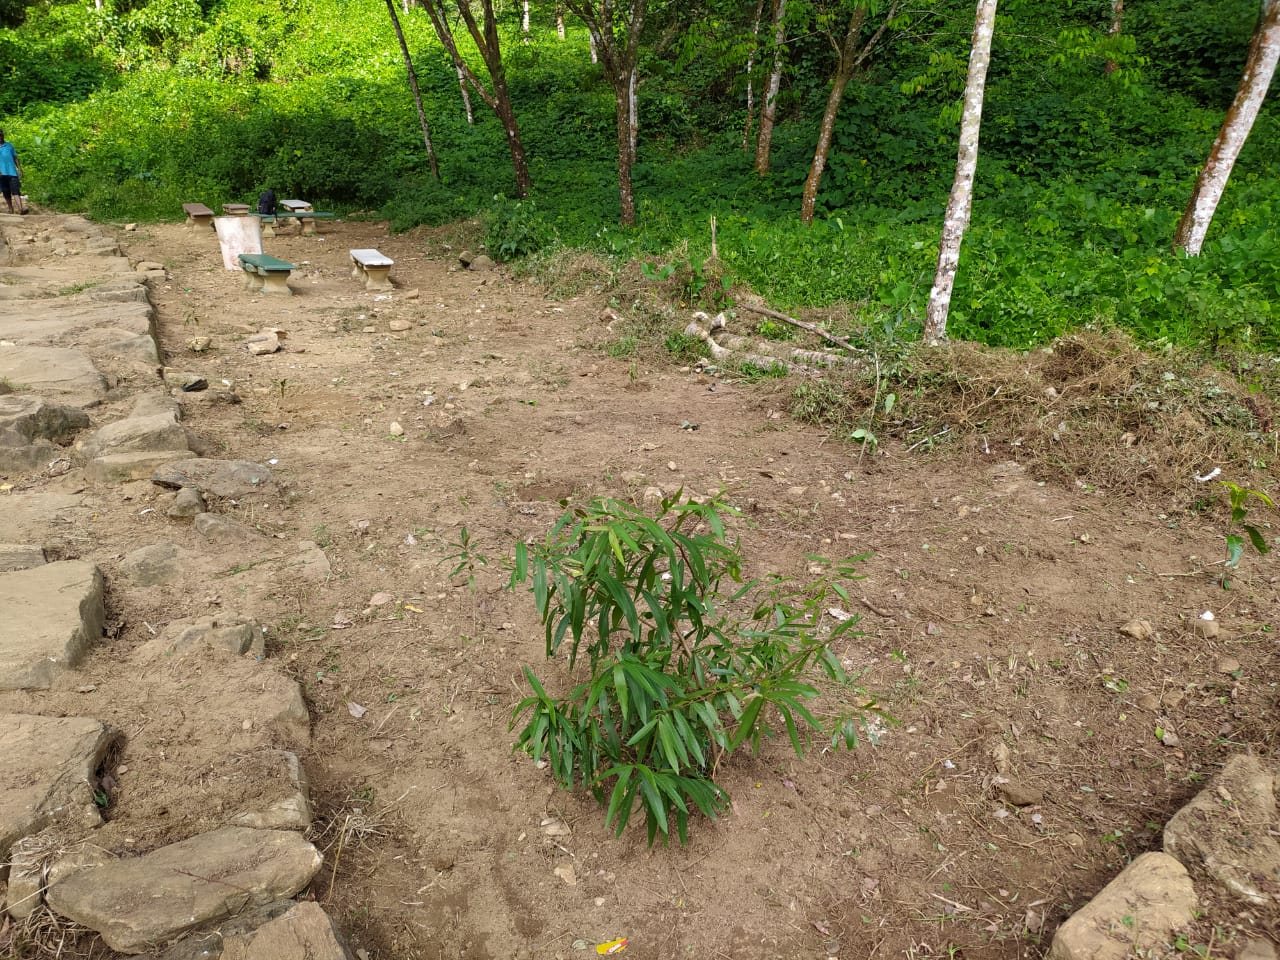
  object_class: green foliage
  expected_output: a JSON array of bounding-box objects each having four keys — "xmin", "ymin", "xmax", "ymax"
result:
[
  {"xmin": 485, "ymin": 196, "xmax": 557, "ymax": 260},
  {"xmin": 1221, "ymin": 481, "xmax": 1274, "ymax": 572},
  {"xmin": 508, "ymin": 493, "xmax": 876, "ymax": 845}
]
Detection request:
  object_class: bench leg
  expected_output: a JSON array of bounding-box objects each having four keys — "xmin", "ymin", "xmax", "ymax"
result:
[
  {"xmin": 262, "ymin": 221, "xmax": 276, "ymax": 239},
  {"xmin": 242, "ymin": 267, "xmax": 264, "ymax": 292},
  {"xmin": 363, "ymin": 265, "xmax": 393, "ymax": 292},
  {"xmin": 300, "ymin": 218, "xmax": 318, "ymax": 236},
  {"xmin": 260, "ymin": 270, "xmax": 293, "ymax": 296},
  {"xmin": 187, "ymin": 214, "xmax": 213, "ymax": 231}
]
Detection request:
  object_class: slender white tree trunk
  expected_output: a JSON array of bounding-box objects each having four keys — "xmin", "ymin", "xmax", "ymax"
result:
[
  {"xmin": 1172, "ymin": 0, "xmax": 1280, "ymax": 256},
  {"xmin": 522, "ymin": 0, "xmax": 531, "ymax": 40},
  {"xmin": 590, "ymin": 33, "xmax": 598, "ymax": 62},
  {"xmin": 924, "ymin": 0, "xmax": 997, "ymax": 344},
  {"xmin": 628, "ymin": 67, "xmax": 639, "ymax": 159},
  {"xmin": 557, "ymin": 8, "xmax": 566, "ymax": 37},
  {"xmin": 742, "ymin": 0, "xmax": 766, "ymax": 152},
  {"xmin": 457, "ymin": 63, "xmax": 475, "ymax": 124},
  {"xmin": 754, "ymin": 0, "xmax": 787, "ymax": 174}
]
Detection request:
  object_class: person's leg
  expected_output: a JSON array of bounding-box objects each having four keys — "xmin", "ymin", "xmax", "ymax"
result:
[{"xmin": 1, "ymin": 176, "xmax": 13, "ymax": 214}]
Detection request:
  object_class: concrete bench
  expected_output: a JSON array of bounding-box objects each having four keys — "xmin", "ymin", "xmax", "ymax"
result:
[
  {"xmin": 182, "ymin": 202, "xmax": 214, "ymax": 230},
  {"xmin": 238, "ymin": 252, "xmax": 296, "ymax": 296},
  {"xmin": 350, "ymin": 248, "xmax": 394, "ymax": 292},
  {"xmin": 223, "ymin": 203, "xmax": 251, "ymax": 216},
  {"xmin": 278, "ymin": 200, "xmax": 331, "ymax": 236}
]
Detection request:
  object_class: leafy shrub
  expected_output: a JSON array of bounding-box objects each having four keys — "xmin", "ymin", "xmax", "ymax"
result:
[
  {"xmin": 508, "ymin": 494, "xmax": 877, "ymax": 845},
  {"xmin": 485, "ymin": 196, "xmax": 558, "ymax": 260}
]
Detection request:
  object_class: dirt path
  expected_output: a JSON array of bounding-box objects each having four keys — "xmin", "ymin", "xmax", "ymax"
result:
[{"xmin": 5, "ymin": 213, "xmax": 1278, "ymax": 959}]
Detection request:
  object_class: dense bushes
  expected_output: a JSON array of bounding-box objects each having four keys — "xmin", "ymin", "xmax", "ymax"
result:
[{"xmin": 1, "ymin": 0, "xmax": 1277, "ymax": 352}]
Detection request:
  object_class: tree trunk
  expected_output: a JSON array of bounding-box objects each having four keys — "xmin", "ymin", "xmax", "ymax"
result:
[
  {"xmin": 565, "ymin": 0, "xmax": 647, "ymax": 225},
  {"xmin": 386, "ymin": 0, "xmax": 441, "ymax": 181},
  {"xmin": 1105, "ymin": 0, "xmax": 1123, "ymax": 74},
  {"xmin": 421, "ymin": 0, "xmax": 532, "ymax": 197},
  {"xmin": 1172, "ymin": 0, "xmax": 1280, "ymax": 256},
  {"xmin": 557, "ymin": 7, "xmax": 566, "ymax": 38},
  {"xmin": 615, "ymin": 86, "xmax": 637, "ymax": 226},
  {"xmin": 523, "ymin": 0, "xmax": 530, "ymax": 37},
  {"xmin": 743, "ymin": 0, "xmax": 766, "ymax": 152},
  {"xmin": 754, "ymin": 0, "xmax": 787, "ymax": 175},
  {"xmin": 457, "ymin": 64, "xmax": 475, "ymax": 124},
  {"xmin": 590, "ymin": 33, "xmax": 598, "ymax": 63},
  {"xmin": 799, "ymin": 3, "xmax": 898, "ymax": 223},
  {"xmin": 924, "ymin": 0, "xmax": 997, "ymax": 344}
]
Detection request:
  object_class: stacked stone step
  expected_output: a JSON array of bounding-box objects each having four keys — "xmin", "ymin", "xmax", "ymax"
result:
[{"xmin": 0, "ymin": 213, "xmax": 350, "ymax": 959}]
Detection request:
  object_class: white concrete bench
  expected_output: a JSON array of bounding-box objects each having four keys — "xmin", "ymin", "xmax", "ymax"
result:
[
  {"xmin": 350, "ymin": 248, "xmax": 394, "ymax": 292},
  {"xmin": 281, "ymin": 199, "xmax": 321, "ymax": 235}
]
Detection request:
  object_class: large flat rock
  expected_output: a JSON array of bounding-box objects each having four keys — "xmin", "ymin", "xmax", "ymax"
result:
[
  {"xmin": 1047, "ymin": 852, "xmax": 1197, "ymax": 960},
  {"xmin": 152, "ymin": 459, "xmax": 273, "ymax": 498},
  {"xmin": 220, "ymin": 901, "xmax": 351, "ymax": 960},
  {"xmin": 0, "ymin": 715, "xmax": 120, "ymax": 859},
  {"xmin": 46, "ymin": 827, "xmax": 323, "ymax": 954},
  {"xmin": 0, "ymin": 344, "xmax": 108, "ymax": 406},
  {"xmin": 1164, "ymin": 755, "xmax": 1280, "ymax": 905},
  {"xmin": 0, "ymin": 560, "xmax": 105, "ymax": 690},
  {"xmin": 81, "ymin": 412, "xmax": 188, "ymax": 459},
  {"xmin": 0, "ymin": 394, "xmax": 91, "ymax": 474},
  {"xmin": 0, "ymin": 491, "xmax": 85, "ymax": 541},
  {"xmin": 0, "ymin": 298, "xmax": 154, "ymax": 346}
]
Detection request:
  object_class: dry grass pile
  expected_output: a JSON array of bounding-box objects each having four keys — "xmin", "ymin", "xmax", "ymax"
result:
[{"xmin": 791, "ymin": 329, "xmax": 1279, "ymax": 508}]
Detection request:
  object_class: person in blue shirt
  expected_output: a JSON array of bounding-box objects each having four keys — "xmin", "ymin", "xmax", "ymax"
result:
[{"xmin": 0, "ymin": 130, "xmax": 26, "ymax": 215}]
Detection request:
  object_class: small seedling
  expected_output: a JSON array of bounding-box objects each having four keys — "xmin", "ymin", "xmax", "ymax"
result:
[{"xmin": 1221, "ymin": 480, "xmax": 1273, "ymax": 574}]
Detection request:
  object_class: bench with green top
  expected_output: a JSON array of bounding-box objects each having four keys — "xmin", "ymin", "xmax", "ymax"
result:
[
  {"xmin": 238, "ymin": 252, "xmax": 296, "ymax": 296},
  {"xmin": 182, "ymin": 202, "xmax": 215, "ymax": 230}
]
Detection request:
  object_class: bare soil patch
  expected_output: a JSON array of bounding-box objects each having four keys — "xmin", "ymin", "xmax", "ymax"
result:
[{"xmin": 8, "ymin": 216, "xmax": 1278, "ymax": 959}]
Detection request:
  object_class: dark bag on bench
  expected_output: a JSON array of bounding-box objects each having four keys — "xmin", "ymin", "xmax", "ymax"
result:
[{"xmin": 257, "ymin": 189, "xmax": 277, "ymax": 215}]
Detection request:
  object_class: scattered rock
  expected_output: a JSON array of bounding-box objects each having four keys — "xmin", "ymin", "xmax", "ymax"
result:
[
  {"xmin": 167, "ymin": 486, "xmax": 207, "ymax": 518},
  {"xmin": 194, "ymin": 512, "xmax": 267, "ymax": 544},
  {"xmin": 162, "ymin": 368, "xmax": 209, "ymax": 392},
  {"xmin": 119, "ymin": 542, "xmax": 182, "ymax": 586},
  {"xmin": 1216, "ymin": 657, "xmax": 1241, "ymax": 675},
  {"xmin": 995, "ymin": 779, "xmax": 1043, "ymax": 807},
  {"xmin": 553, "ymin": 863, "xmax": 577, "ymax": 886},
  {"xmin": 0, "ymin": 561, "xmax": 105, "ymax": 690},
  {"xmin": 1046, "ymin": 852, "xmax": 1196, "ymax": 960},
  {"xmin": 5, "ymin": 831, "xmax": 55, "ymax": 919},
  {"xmin": 135, "ymin": 613, "xmax": 263, "ymax": 661},
  {"xmin": 1194, "ymin": 617, "xmax": 1220, "ymax": 639},
  {"xmin": 641, "ymin": 486, "xmax": 664, "ymax": 508},
  {"xmin": 46, "ymin": 827, "xmax": 323, "ymax": 954},
  {"xmin": 87, "ymin": 450, "xmax": 189, "ymax": 483},
  {"xmin": 1237, "ymin": 939, "xmax": 1279, "ymax": 960},
  {"xmin": 189, "ymin": 336, "xmax": 212, "ymax": 353},
  {"xmin": 220, "ymin": 901, "xmax": 352, "ymax": 960},
  {"xmin": 388, "ymin": 421, "xmax": 404, "ymax": 437},
  {"xmin": 0, "ymin": 715, "xmax": 120, "ymax": 861},
  {"xmin": 468, "ymin": 254, "xmax": 497, "ymax": 271},
  {"xmin": 388, "ymin": 319, "xmax": 412, "ymax": 332},
  {"xmin": 227, "ymin": 750, "xmax": 313, "ymax": 830},
  {"xmin": 246, "ymin": 331, "xmax": 282, "ymax": 356},
  {"xmin": 1119, "ymin": 619, "xmax": 1155, "ymax": 642},
  {"xmin": 81, "ymin": 412, "xmax": 188, "ymax": 460},
  {"xmin": 152, "ymin": 459, "xmax": 273, "ymax": 498},
  {"xmin": 0, "ymin": 542, "xmax": 46, "ymax": 572},
  {"xmin": 1164, "ymin": 755, "xmax": 1280, "ymax": 906}
]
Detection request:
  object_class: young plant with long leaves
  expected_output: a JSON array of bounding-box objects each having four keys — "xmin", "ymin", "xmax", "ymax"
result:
[{"xmin": 508, "ymin": 492, "xmax": 879, "ymax": 845}]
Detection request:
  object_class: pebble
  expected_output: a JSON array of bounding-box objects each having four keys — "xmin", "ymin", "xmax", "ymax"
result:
[
  {"xmin": 1237, "ymin": 939, "xmax": 1279, "ymax": 960},
  {"xmin": 389, "ymin": 422, "xmax": 404, "ymax": 436},
  {"xmin": 1119, "ymin": 619, "xmax": 1155, "ymax": 641},
  {"xmin": 1216, "ymin": 657, "xmax": 1241, "ymax": 675},
  {"xmin": 389, "ymin": 319, "xmax": 412, "ymax": 332}
]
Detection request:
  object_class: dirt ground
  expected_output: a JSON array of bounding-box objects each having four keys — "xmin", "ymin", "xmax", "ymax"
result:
[{"xmin": 13, "ymin": 215, "xmax": 1280, "ymax": 959}]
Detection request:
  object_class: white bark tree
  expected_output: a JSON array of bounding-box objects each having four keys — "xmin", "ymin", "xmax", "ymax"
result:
[
  {"xmin": 742, "ymin": 0, "xmax": 766, "ymax": 152},
  {"xmin": 754, "ymin": 0, "xmax": 787, "ymax": 175},
  {"xmin": 1172, "ymin": 0, "xmax": 1280, "ymax": 256},
  {"xmin": 923, "ymin": 0, "xmax": 997, "ymax": 343}
]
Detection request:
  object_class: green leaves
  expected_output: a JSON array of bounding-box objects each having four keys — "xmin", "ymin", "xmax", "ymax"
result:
[
  {"xmin": 1222, "ymin": 480, "xmax": 1274, "ymax": 572},
  {"xmin": 509, "ymin": 494, "xmax": 879, "ymax": 845}
]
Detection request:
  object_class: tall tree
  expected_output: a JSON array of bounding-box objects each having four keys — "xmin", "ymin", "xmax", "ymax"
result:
[
  {"xmin": 421, "ymin": 0, "xmax": 532, "ymax": 198},
  {"xmin": 1172, "ymin": 0, "xmax": 1280, "ymax": 256},
  {"xmin": 1104, "ymin": 0, "xmax": 1123, "ymax": 74},
  {"xmin": 799, "ymin": 0, "xmax": 899, "ymax": 224},
  {"xmin": 386, "ymin": 0, "xmax": 441, "ymax": 181},
  {"xmin": 742, "ymin": 0, "xmax": 767, "ymax": 151},
  {"xmin": 923, "ymin": 0, "xmax": 997, "ymax": 343},
  {"xmin": 754, "ymin": 0, "xmax": 788, "ymax": 175},
  {"xmin": 564, "ymin": 0, "xmax": 647, "ymax": 225}
]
